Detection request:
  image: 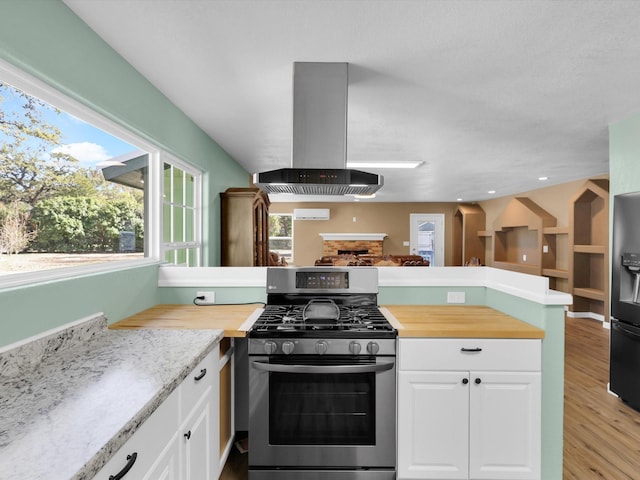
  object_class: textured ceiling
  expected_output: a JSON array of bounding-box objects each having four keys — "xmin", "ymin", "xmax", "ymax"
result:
[{"xmin": 63, "ymin": 0, "xmax": 640, "ymax": 202}]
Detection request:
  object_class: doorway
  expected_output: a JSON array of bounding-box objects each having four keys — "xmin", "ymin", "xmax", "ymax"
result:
[{"xmin": 409, "ymin": 214, "xmax": 444, "ymax": 266}]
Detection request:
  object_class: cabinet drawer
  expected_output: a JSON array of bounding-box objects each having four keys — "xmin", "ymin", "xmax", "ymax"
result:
[
  {"xmin": 179, "ymin": 347, "xmax": 218, "ymax": 422},
  {"xmin": 399, "ymin": 338, "xmax": 541, "ymax": 371}
]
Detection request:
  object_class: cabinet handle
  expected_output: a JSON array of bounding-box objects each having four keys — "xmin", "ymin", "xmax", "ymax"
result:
[
  {"xmin": 475, "ymin": 378, "xmax": 482, "ymax": 384},
  {"xmin": 184, "ymin": 430, "xmax": 191, "ymax": 440},
  {"xmin": 462, "ymin": 378, "xmax": 469, "ymax": 385},
  {"xmin": 194, "ymin": 368, "xmax": 207, "ymax": 381},
  {"xmin": 108, "ymin": 452, "xmax": 137, "ymax": 480},
  {"xmin": 461, "ymin": 347, "xmax": 482, "ymax": 352}
]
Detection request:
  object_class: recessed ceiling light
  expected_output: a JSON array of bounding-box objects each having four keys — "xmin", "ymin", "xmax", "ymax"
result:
[
  {"xmin": 488, "ymin": 190, "xmax": 496, "ymax": 194},
  {"xmin": 457, "ymin": 198, "xmax": 463, "ymax": 202},
  {"xmin": 346, "ymin": 161, "xmax": 424, "ymax": 169},
  {"xmin": 538, "ymin": 176, "xmax": 549, "ymax": 181}
]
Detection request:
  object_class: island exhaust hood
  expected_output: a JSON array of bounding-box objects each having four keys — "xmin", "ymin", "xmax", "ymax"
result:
[{"xmin": 253, "ymin": 62, "xmax": 383, "ymax": 196}]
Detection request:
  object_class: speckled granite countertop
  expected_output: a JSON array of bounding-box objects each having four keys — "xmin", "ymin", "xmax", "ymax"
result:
[{"xmin": 0, "ymin": 314, "xmax": 223, "ymax": 480}]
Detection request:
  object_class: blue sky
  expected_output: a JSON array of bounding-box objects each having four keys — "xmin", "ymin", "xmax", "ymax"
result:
[{"xmin": 1, "ymin": 82, "xmax": 136, "ymax": 167}]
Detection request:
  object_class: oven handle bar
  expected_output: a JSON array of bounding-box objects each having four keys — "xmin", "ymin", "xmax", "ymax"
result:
[{"xmin": 250, "ymin": 360, "xmax": 394, "ymax": 374}]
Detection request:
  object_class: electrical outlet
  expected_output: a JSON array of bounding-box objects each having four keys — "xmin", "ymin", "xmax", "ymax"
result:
[
  {"xmin": 196, "ymin": 291, "xmax": 215, "ymax": 305},
  {"xmin": 543, "ymin": 245, "xmax": 549, "ymax": 253},
  {"xmin": 522, "ymin": 254, "xmax": 527, "ymax": 262},
  {"xmin": 447, "ymin": 291, "xmax": 466, "ymax": 304}
]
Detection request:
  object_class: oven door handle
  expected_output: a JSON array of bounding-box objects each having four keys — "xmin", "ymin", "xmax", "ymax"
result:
[{"xmin": 250, "ymin": 360, "xmax": 394, "ymax": 374}]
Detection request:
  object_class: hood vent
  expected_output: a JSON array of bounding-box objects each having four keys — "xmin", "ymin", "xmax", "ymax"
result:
[{"xmin": 253, "ymin": 62, "xmax": 383, "ymax": 196}]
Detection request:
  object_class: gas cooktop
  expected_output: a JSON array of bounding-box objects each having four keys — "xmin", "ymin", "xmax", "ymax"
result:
[{"xmin": 250, "ymin": 303, "xmax": 396, "ymax": 338}]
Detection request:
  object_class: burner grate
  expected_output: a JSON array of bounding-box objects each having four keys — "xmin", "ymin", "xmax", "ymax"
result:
[{"xmin": 251, "ymin": 303, "xmax": 394, "ymax": 336}]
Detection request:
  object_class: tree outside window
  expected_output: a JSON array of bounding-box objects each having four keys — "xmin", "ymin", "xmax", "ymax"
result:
[{"xmin": 269, "ymin": 214, "xmax": 293, "ymax": 262}]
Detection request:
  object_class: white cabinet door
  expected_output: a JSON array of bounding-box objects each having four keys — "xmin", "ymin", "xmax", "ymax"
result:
[
  {"xmin": 469, "ymin": 371, "xmax": 541, "ymax": 480},
  {"xmin": 398, "ymin": 370, "xmax": 470, "ymax": 480},
  {"xmin": 181, "ymin": 392, "xmax": 213, "ymax": 480},
  {"xmin": 143, "ymin": 433, "xmax": 180, "ymax": 480}
]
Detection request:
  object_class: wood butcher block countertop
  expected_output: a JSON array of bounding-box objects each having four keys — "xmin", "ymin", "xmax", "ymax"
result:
[
  {"xmin": 111, "ymin": 304, "xmax": 543, "ymax": 339},
  {"xmin": 381, "ymin": 305, "xmax": 545, "ymax": 339},
  {"xmin": 110, "ymin": 304, "xmax": 263, "ymax": 337}
]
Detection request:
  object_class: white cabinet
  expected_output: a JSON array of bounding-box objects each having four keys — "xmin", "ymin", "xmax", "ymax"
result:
[
  {"xmin": 179, "ymin": 347, "xmax": 219, "ymax": 480},
  {"xmin": 181, "ymin": 393, "xmax": 213, "ymax": 479},
  {"xmin": 398, "ymin": 339, "xmax": 541, "ymax": 480},
  {"xmin": 95, "ymin": 346, "xmax": 220, "ymax": 480},
  {"xmin": 144, "ymin": 434, "xmax": 180, "ymax": 480}
]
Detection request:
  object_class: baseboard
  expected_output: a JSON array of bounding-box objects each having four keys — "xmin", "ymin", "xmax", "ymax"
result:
[{"xmin": 566, "ymin": 310, "xmax": 606, "ymax": 323}]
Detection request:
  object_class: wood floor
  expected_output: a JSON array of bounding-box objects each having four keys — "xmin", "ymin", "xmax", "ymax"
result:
[
  {"xmin": 563, "ymin": 316, "xmax": 640, "ymax": 479},
  {"xmin": 220, "ymin": 316, "xmax": 640, "ymax": 479}
]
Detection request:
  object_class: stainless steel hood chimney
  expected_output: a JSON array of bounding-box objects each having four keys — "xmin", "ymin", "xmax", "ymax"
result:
[{"xmin": 253, "ymin": 62, "xmax": 383, "ymax": 196}]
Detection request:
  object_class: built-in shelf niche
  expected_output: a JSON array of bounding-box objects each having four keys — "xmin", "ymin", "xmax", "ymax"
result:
[
  {"xmin": 453, "ymin": 204, "xmax": 486, "ymax": 266},
  {"xmin": 491, "ymin": 197, "xmax": 557, "ymax": 276},
  {"xmin": 569, "ymin": 178, "xmax": 609, "ymax": 321}
]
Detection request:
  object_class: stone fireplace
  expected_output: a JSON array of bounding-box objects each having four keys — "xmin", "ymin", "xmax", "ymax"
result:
[{"xmin": 319, "ymin": 233, "xmax": 387, "ymax": 256}]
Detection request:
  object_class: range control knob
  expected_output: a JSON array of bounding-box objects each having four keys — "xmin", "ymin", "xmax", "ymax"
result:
[
  {"xmin": 264, "ymin": 341, "xmax": 277, "ymax": 355},
  {"xmin": 349, "ymin": 341, "xmax": 362, "ymax": 355},
  {"xmin": 315, "ymin": 341, "xmax": 328, "ymax": 355},
  {"xmin": 367, "ymin": 341, "xmax": 380, "ymax": 355},
  {"xmin": 282, "ymin": 341, "xmax": 295, "ymax": 355}
]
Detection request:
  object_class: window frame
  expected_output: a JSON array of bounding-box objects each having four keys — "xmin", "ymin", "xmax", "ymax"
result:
[
  {"xmin": 0, "ymin": 58, "xmax": 202, "ymax": 289},
  {"xmin": 160, "ymin": 153, "xmax": 203, "ymax": 267}
]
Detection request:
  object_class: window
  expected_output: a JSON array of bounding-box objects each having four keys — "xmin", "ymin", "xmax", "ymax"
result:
[
  {"xmin": 0, "ymin": 60, "xmax": 202, "ymax": 285},
  {"xmin": 269, "ymin": 213, "xmax": 293, "ymax": 263},
  {"xmin": 162, "ymin": 160, "xmax": 202, "ymax": 266}
]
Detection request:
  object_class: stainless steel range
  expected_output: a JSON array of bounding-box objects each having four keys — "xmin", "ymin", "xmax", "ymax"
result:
[{"xmin": 248, "ymin": 267, "xmax": 396, "ymax": 480}]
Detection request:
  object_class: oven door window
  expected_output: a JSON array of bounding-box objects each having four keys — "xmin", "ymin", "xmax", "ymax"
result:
[{"xmin": 268, "ymin": 356, "xmax": 375, "ymax": 445}]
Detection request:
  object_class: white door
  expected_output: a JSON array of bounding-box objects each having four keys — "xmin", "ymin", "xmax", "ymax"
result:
[
  {"xmin": 469, "ymin": 371, "xmax": 541, "ymax": 480},
  {"xmin": 410, "ymin": 214, "xmax": 444, "ymax": 266},
  {"xmin": 398, "ymin": 371, "xmax": 469, "ymax": 479}
]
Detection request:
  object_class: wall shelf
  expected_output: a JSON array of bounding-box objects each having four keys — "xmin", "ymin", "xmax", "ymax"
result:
[
  {"xmin": 573, "ymin": 245, "xmax": 606, "ymax": 254},
  {"xmin": 542, "ymin": 226, "xmax": 569, "ymax": 235},
  {"xmin": 569, "ymin": 179, "xmax": 610, "ymax": 321},
  {"xmin": 542, "ymin": 268, "xmax": 570, "ymax": 279},
  {"xmin": 491, "ymin": 197, "xmax": 557, "ymax": 277},
  {"xmin": 573, "ymin": 287, "xmax": 605, "ymax": 302},
  {"xmin": 453, "ymin": 204, "xmax": 487, "ymax": 266}
]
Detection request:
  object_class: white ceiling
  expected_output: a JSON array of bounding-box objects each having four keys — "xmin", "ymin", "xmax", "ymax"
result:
[{"xmin": 63, "ymin": 0, "xmax": 640, "ymax": 203}]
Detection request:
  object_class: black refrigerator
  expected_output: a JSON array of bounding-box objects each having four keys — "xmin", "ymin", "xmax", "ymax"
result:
[{"xmin": 611, "ymin": 191, "xmax": 640, "ymax": 411}]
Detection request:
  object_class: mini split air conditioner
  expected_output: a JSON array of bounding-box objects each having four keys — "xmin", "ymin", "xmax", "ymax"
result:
[{"xmin": 293, "ymin": 208, "xmax": 330, "ymax": 221}]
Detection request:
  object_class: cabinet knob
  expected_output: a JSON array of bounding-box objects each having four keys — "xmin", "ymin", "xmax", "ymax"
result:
[
  {"xmin": 462, "ymin": 378, "xmax": 469, "ymax": 385},
  {"xmin": 475, "ymin": 378, "xmax": 482, "ymax": 385}
]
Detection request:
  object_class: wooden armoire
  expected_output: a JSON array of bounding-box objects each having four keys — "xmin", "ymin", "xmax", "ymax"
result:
[{"xmin": 220, "ymin": 187, "xmax": 270, "ymax": 266}]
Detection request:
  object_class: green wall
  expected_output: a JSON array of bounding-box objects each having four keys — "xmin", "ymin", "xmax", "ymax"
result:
[
  {"xmin": 0, "ymin": 0, "xmax": 248, "ymax": 346},
  {"xmin": 1, "ymin": 264, "xmax": 160, "ymax": 346},
  {"xmin": 610, "ymin": 113, "xmax": 640, "ymax": 198}
]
